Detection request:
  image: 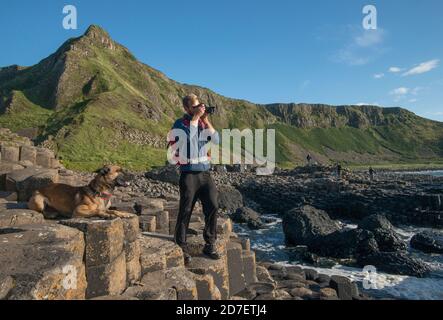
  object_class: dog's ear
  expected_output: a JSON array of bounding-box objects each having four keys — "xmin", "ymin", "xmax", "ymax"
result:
[{"xmin": 95, "ymin": 167, "xmax": 111, "ymax": 176}]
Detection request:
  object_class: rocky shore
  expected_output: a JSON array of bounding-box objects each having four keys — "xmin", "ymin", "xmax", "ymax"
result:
[
  {"xmin": 139, "ymin": 165, "xmax": 442, "ymax": 281},
  {"xmin": 0, "ymin": 129, "xmax": 366, "ymax": 300}
]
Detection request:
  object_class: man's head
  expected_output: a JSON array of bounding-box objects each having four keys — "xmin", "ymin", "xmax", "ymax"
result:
[{"xmin": 182, "ymin": 94, "xmax": 204, "ymax": 116}]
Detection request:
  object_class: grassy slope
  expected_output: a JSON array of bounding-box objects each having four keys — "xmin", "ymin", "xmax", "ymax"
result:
[{"xmin": 0, "ymin": 26, "xmax": 442, "ymax": 171}]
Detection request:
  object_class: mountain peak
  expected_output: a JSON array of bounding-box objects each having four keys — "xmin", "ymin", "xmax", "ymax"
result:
[
  {"xmin": 84, "ymin": 25, "xmax": 110, "ymax": 38},
  {"xmin": 81, "ymin": 25, "xmax": 115, "ymax": 50}
]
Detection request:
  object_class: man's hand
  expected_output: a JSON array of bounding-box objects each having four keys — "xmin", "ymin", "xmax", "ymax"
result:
[{"xmin": 192, "ymin": 105, "xmax": 206, "ymax": 121}]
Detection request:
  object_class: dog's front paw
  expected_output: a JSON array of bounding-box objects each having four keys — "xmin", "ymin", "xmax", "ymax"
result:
[{"xmin": 107, "ymin": 210, "xmax": 134, "ymax": 219}]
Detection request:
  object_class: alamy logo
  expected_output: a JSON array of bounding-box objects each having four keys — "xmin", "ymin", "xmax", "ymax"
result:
[
  {"xmin": 62, "ymin": 265, "xmax": 78, "ymax": 290},
  {"xmin": 167, "ymin": 128, "xmax": 276, "ymax": 175},
  {"xmin": 362, "ymin": 5, "xmax": 377, "ymax": 30},
  {"xmin": 63, "ymin": 5, "xmax": 78, "ymax": 30},
  {"xmin": 362, "ymin": 265, "xmax": 382, "ymax": 289}
]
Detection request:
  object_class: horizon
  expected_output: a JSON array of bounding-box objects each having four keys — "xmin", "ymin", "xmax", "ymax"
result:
[{"xmin": 1, "ymin": 0, "xmax": 442, "ymax": 121}]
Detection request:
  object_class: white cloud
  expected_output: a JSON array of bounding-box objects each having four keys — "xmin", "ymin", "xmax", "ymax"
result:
[
  {"xmin": 356, "ymin": 102, "xmax": 381, "ymax": 106},
  {"xmin": 403, "ymin": 59, "xmax": 439, "ymax": 76},
  {"xmin": 411, "ymin": 87, "xmax": 422, "ymax": 95},
  {"xmin": 389, "ymin": 67, "xmax": 402, "ymax": 73},
  {"xmin": 299, "ymin": 80, "xmax": 311, "ymax": 91},
  {"xmin": 333, "ymin": 27, "xmax": 386, "ymax": 66},
  {"xmin": 355, "ymin": 30, "xmax": 384, "ymax": 47},
  {"xmin": 408, "ymin": 98, "xmax": 418, "ymax": 103},
  {"xmin": 373, "ymin": 73, "xmax": 384, "ymax": 79},
  {"xmin": 390, "ymin": 87, "xmax": 409, "ymax": 96}
]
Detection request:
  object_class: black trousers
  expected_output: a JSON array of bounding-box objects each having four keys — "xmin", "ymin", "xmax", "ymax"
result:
[{"xmin": 174, "ymin": 171, "xmax": 218, "ymax": 248}]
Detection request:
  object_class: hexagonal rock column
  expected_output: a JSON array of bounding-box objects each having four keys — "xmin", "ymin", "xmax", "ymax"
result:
[
  {"xmin": 60, "ymin": 218, "xmax": 129, "ymax": 299},
  {"xmin": 187, "ymin": 256, "xmax": 230, "ymax": 300},
  {"xmin": 1, "ymin": 163, "xmax": 25, "ymax": 190},
  {"xmin": 139, "ymin": 234, "xmax": 184, "ymax": 275},
  {"xmin": 329, "ymin": 275, "xmax": 359, "ymax": 300},
  {"xmin": 124, "ymin": 267, "xmax": 198, "ymax": 300},
  {"xmin": 5, "ymin": 167, "xmax": 59, "ymax": 201},
  {"xmin": 122, "ymin": 215, "xmax": 141, "ymax": 286},
  {"xmin": 242, "ymin": 250, "xmax": 258, "ymax": 286},
  {"xmin": 0, "ymin": 223, "xmax": 87, "ymax": 300},
  {"xmin": 192, "ymin": 273, "xmax": 221, "ymax": 300},
  {"xmin": 0, "ymin": 208, "xmax": 44, "ymax": 227},
  {"xmin": 226, "ymin": 241, "xmax": 246, "ymax": 295},
  {"xmin": 19, "ymin": 146, "xmax": 37, "ymax": 165},
  {"xmin": 0, "ymin": 145, "xmax": 20, "ymax": 162},
  {"xmin": 35, "ymin": 148, "xmax": 55, "ymax": 168}
]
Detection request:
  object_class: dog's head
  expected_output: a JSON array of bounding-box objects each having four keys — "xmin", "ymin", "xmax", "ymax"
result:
[{"xmin": 94, "ymin": 165, "xmax": 132, "ymax": 189}]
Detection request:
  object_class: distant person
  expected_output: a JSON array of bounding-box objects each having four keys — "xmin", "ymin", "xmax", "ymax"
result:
[
  {"xmin": 336, "ymin": 163, "xmax": 342, "ymax": 178},
  {"xmin": 369, "ymin": 167, "xmax": 375, "ymax": 181},
  {"xmin": 306, "ymin": 154, "xmax": 312, "ymax": 166}
]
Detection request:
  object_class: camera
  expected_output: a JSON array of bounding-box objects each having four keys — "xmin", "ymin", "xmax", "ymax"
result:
[{"xmin": 205, "ymin": 106, "xmax": 216, "ymax": 114}]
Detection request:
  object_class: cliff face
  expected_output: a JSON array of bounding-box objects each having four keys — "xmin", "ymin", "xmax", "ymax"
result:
[
  {"xmin": 0, "ymin": 25, "xmax": 442, "ymax": 170},
  {"xmin": 264, "ymin": 104, "xmax": 419, "ymax": 129}
]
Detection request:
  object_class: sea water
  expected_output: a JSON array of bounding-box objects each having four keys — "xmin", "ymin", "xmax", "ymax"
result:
[{"xmin": 234, "ymin": 171, "xmax": 443, "ymax": 300}]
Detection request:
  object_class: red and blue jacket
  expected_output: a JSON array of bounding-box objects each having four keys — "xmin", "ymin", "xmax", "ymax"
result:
[{"xmin": 167, "ymin": 114, "xmax": 220, "ymax": 172}]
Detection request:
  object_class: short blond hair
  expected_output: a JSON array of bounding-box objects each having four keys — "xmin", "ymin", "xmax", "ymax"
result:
[{"xmin": 182, "ymin": 94, "xmax": 199, "ymax": 108}]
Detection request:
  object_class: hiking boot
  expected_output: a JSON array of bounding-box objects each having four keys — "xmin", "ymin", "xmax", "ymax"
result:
[
  {"xmin": 183, "ymin": 251, "xmax": 192, "ymax": 265},
  {"xmin": 203, "ymin": 244, "xmax": 221, "ymax": 260},
  {"xmin": 179, "ymin": 245, "xmax": 192, "ymax": 265}
]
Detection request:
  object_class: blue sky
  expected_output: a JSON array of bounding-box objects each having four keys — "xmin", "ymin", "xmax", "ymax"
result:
[{"xmin": 1, "ymin": 0, "xmax": 442, "ymax": 121}]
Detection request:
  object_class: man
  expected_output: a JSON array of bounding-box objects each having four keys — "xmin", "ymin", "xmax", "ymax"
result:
[
  {"xmin": 168, "ymin": 94, "xmax": 220, "ymax": 264},
  {"xmin": 306, "ymin": 154, "xmax": 312, "ymax": 166},
  {"xmin": 369, "ymin": 167, "xmax": 375, "ymax": 181}
]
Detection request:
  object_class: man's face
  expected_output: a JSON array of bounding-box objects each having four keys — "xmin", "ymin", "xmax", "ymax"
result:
[{"xmin": 185, "ymin": 99, "xmax": 203, "ymax": 115}]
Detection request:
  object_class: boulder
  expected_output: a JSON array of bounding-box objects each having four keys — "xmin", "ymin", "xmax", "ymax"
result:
[
  {"xmin": 0, "ymin": 223, "xmax": 87, "ymax": 300},
  {"xmin": 358, "ymin": 214, "xmax": 394, "ymax": 231},
  {"xmin": 231, "ymin": 207, "xmax": 264, "ymax": 229},
  {"xmin": 282, "ymin": 205, "xmax": 341, "ymax": 246},
  {"xmin": 410, "ymin": 231, "xmax": 443, "ymax": 254},
  {"xmin": 357, "ymin": 251, "xmax": 430, "ymax": 277},
  {"xmin": 359, "ymin": 214, "xmax": 406, "ymax": 252},
  {"xmin": 370, "ymin": 228, "xmax": 406, "ymax": 252},
  {"xmin": 145, "ymin": 166, "xmax": 180, "ymax": 185},
  {"xmin": 314, "ymin": 229, "xmax": 379, "ymax": 258},
  {"xmin": 217, "ymin": 185, "xmax": 243, "ymax": 213}
]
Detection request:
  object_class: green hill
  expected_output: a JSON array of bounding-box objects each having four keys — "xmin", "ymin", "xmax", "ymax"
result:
[{"xmin": 1, "ymin": 25, "xmax": 442, "ymax": 171}]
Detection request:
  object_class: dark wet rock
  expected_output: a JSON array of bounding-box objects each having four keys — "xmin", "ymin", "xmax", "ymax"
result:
[
  {"xmin": 358, "ymin": 215, "xmax": 406, "ymax": 252},
  {"xmin": 359, "ymin": 214, "xmax": 394, "ymax": 231},
  {"xmin": 145, "ymin": 165, "xmax": 180, "ymax": 185},
  {"xmin": 282, "ymin": 205, "xmax": 341, "ymax": 246},
  {"xmin": 371, "ymin": 228, "xmax": 407, "ymax": 252},
  {"xmin": 410, "ymin": 231, "xmax": 443, "ymax": 254},
  {"xmin": 357, "ymin": 251, "xmax": 431, "ymax": 277},
  {"xmin": 217, "ymin": 185, "xmax": 243, "ymax": 213},
  {"xmin": 315, "ymin": 229, "xmax": 379, "ymax": 258},
  {"xmin": 231, "ymin": 207, "xmax": 264, "ymax": 230}
]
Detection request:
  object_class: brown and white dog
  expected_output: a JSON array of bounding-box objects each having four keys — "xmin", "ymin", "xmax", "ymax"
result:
[{"xmin": 28, "ymin": 165, "xmax": 133, "ymax": 219}]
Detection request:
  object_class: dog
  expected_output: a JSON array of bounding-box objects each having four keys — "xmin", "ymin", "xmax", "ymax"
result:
[{"xmin": 28, "ymin": 165, "xmax": 134, "ymax": 219}]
